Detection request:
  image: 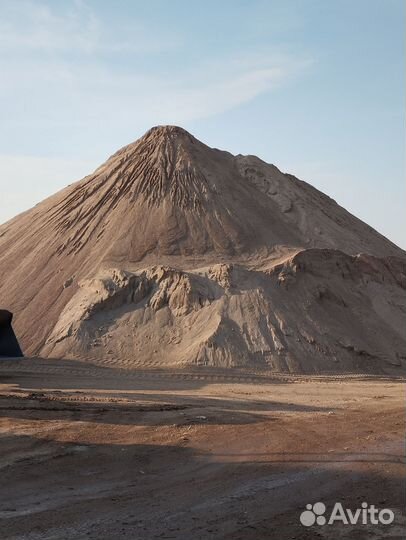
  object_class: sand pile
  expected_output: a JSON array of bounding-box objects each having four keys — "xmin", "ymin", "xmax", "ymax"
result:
[
  {"xmin": 42, "ymin": 250, "xmax": 406, "ymax": 372},
  {"xmin": 0, "ymin": 126, "xmax": 404, "ymax": 372}
]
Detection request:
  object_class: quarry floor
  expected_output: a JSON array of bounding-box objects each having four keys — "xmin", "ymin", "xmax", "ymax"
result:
[{"xmin": 0, "ymin": 358, "xmax": 404, "ymax": 540}]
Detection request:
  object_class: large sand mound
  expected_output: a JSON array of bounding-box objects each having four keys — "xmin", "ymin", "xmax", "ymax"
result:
[{"xmin": 0, "ymin": 126, "xmax": 404, "ymax": 372}]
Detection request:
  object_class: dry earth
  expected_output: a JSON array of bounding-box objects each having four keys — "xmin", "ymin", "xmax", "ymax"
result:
[{"xmin": 0, "ymin": 358, "xmax": 404, "ymax": 539}]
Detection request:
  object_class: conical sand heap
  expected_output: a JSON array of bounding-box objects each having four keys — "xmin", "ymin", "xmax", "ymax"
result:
[{"xmin": 0, "ymin": 126, "xmax": 405, "ymax": 372}]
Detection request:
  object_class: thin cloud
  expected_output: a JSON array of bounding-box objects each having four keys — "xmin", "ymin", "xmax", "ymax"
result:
[
  {"xmin": 0, "ymin": 0, "xmax": 178, "ymax": 54},
  {"xmin": 0, "ymin": 52, "xmax": 313, "ymax": 128},
  {"xmin": 0, "ymin": 1, "xmax": 314, "ymax": 156}
]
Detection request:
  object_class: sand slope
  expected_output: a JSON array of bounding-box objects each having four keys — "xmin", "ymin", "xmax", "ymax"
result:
[{"xmin": 0, "ymin": 126, "xmax": 404, "ymax": 371}]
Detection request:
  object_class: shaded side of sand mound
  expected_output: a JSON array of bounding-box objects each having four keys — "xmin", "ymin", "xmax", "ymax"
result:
[{"xmin": 0, "ymin": 310, "xmax": 23, "ymax": 357}]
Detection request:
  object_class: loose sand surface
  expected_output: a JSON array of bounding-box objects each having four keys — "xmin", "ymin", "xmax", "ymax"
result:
[{"xmin": 0, "ymin": 358, "xmax": 404, "ymax": 539}]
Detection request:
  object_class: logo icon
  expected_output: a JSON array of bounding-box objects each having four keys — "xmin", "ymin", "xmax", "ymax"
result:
[{"xmin": 300, "ymin": 502, "xmax": 326, "ymax": 526}]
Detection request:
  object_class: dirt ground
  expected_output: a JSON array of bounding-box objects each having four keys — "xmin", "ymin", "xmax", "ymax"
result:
[{"xmin": 0, "ymin": 358, "xmax": 404, "ymax": 539}]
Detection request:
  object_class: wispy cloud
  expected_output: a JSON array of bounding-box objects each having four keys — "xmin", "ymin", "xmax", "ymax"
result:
[
  {"xmin": 0, "ymin": 0, "xmax": 99, "ymax": 53},
  {"xmin": 143, "ymin": 57, "xmax": 312, "ymax": 123},
  {"xmin": 0, "ymin": 0, "xmax": 176, "ymax": 54},
  {"xmin": 0, "ymin": 0, "xmax": 313, "ymax": 130}
]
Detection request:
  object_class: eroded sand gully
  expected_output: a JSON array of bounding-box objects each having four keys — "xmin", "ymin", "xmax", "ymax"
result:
[{"xmin": 0, "ymin": 358, "xmax": 404, "ymax": 539}]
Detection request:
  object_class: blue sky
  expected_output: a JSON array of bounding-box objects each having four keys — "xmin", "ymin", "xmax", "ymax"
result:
[{"xmin": 0, "ymin": 0, "xmax": 404, "ymax": 247}]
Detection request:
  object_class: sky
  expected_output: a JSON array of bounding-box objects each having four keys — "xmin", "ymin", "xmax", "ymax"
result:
[{"xmin": 0, "ymin": 0, "xmax": 404, "ymax": 247}]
